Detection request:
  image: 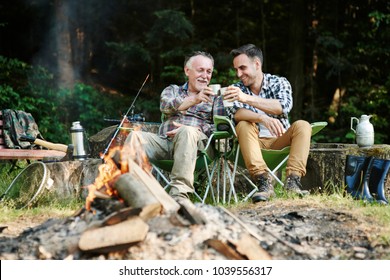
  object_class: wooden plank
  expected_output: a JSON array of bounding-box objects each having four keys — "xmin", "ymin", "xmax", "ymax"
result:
[
  {"xmin": 206, "ymin": 239, "xmax": 246, "ymax": 260},
  {"xmin": 230, "ymin": 233, "xmax": 272, "ymax": 260},
  {"xmin": 0, "ymin": 149, "xmax": 66, "ymax": 160},
  {"xmin": 78, "ymin": 216, "xmax": 149, "ymax": 252},
  {"xmin": 0, "ymin": 112, "xmax": 65, "ymax": 160},
  {"xmin": 102, "ymin": 203, "xmax": 162, "ymax": 226}
]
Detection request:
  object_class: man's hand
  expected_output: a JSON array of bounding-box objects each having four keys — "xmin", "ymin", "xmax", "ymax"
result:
[
  {"xmin": 166, "ymin": 122, "xmax": 182, "ymax": 138},
  {"xmin": 193, "ymin": 86, "xmax": 216, "ymax": 104},
  {"xmin": 179, "ymin": 86, "xmax": 216, "ymax": 111},
  {"xmin": 166, "ymin": 122, "xmax": 201, "ymax": 138},
  {"xmin": 222, "ymin": 85, "xmax": 246, "ymax": 103},
  {"xmin": 261, "ymin": 115, "xmax": 286, "ymax": 137}
]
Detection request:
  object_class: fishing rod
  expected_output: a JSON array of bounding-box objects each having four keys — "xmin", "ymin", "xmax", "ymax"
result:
[{"xmin": 101, "ymin": 74, "xmax": 150, "ymax": 159}]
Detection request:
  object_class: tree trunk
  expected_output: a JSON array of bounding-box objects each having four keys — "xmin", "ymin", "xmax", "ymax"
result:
[
  {"xmin": 288, "ymin": 0, "xmax": 305, "ymax": 121},
  {"xmin": 54, "ymin": 0, "xmax": 75, "ymax": 88}
]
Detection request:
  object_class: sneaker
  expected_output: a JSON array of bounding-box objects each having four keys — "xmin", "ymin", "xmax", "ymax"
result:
[
  {"xmin": 284, "ymin": 174, "xmax": 309, "ymax": 196},
  {"xmin": 251, "ymin": 173, "xmax": 275, "ymax": 203}
]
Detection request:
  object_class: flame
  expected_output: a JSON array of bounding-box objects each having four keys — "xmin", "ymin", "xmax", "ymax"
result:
[
  {"xmin": 85, "ymin": 146, "xmax": 122, "ymax": 210},
  {"xmin": 85, "ymin": 124, "xmax": 151, "ymax": 211},
  {"xmin": 121, "ymin": 128, "xmax": 152, "ymax": 173}
]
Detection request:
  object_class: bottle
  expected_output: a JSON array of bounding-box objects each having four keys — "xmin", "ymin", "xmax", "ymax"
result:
[{"xmin": 70, "ymin": 121, "xmax": 88, "ymax": 160}]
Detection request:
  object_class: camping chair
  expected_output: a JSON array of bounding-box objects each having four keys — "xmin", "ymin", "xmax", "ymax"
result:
[
  {"xmin": 213, "ymin": 115, "xmax": 328, "ymax": 201},
  {"xmin": 151, "ymin": 118, "xmax": 237, "ymax": 204}
]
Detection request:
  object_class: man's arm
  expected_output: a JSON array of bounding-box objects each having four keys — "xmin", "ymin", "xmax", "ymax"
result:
[
  {"xmin": 236, "ymin": 93, "xmax": 283, "ymax": 115},
  {"xmin": 234, "ymin": 108, "xmax": 285, "ymax": 137},
  {"xmin": 161, "ymin": 85, "xmax": 215, "ymax": 114}
]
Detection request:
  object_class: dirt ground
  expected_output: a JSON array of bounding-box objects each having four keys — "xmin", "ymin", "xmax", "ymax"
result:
[{"xmin": 1, "ymin": 198, "xmax": 389, "ymax": 260}]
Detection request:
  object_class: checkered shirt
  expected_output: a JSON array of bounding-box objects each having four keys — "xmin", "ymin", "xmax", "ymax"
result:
[{"xmin": 158, "ymin": 82, "xmax": 226, "ymax": 138}]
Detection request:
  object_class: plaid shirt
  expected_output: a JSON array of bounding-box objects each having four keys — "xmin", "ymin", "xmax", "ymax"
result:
[
  {"xmin": 230, "ymin": 73, "xmax": 293, "ymax": 131},
  {"xmin": 158, "ymin": 82, "xmax": 226, "ymax": 138}
]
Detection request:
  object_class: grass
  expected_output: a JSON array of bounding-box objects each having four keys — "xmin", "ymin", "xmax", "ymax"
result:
[
  {"xmin": 1, "ymin": 161, "xmax": 389, "ymax": 245},
  {"xmin": 0, "ymin": 204, "xmax": 82, "ymax": 225},
  {"xmin": 0, "ymin": 161, "xmax": 85, "ymax": 224}
]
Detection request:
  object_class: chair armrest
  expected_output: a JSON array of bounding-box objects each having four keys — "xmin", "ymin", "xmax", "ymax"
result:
[
  {"xmin": 311, "ymin": 121, "xmax": 328, "ymax": 136},
  {"xmin": 213, "ymin": 115, "xmax": 237, "ymax": 137}
]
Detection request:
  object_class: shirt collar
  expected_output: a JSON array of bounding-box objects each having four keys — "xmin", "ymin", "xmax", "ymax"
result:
[
  {"xmin": 182, "ymin": 82, "xmax": 189, "ymax": 93},
  {"xmin": 262, "ymin": 73, "xmax": 269, "ymax": 91}
]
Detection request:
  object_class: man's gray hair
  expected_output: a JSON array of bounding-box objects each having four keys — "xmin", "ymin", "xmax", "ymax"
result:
[{"xmin": 184, "ymin": 51, "xmax": 214, "ymax": 68}]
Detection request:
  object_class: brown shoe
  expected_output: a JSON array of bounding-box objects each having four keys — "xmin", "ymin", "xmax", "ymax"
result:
[
  {"xmin": 251, "ymin": 173, "xmax": 275, "ymax": 203},
  {"xmin": 284, "ymin": 174, "xmax": 309, "ymax": 196}
]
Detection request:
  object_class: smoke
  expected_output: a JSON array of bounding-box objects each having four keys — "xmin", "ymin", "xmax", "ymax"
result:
[
  {"xmin": 30, "ymin": 0, "xmax": 87, "ymax": 89},
  {"xmin": 27, "ymin": 0, "xmax": 125, "ymax": 90}
]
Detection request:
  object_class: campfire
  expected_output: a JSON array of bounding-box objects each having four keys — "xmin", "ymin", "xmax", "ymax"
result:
[
  {"xmin": 75, "ymin": 130, "xmax": 271, "ymax": 259},
  {"xmin": 0, "ymin": 127, "xmax": 272, "ymax": 260}
]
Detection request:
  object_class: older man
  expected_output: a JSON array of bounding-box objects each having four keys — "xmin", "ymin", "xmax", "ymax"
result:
[{"xmin": 124, "ymin": 51, "xmax": 224, "ymax": 201}]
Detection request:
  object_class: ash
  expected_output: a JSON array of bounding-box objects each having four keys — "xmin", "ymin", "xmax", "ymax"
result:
[{"xmin": 0, "ymin": 200, "xmax": 389, "ymax": 260}]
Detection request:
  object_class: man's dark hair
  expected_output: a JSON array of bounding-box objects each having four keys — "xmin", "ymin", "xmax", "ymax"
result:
[
  {"xmin": 230, "ymin": 44, "xmax": 263, "ymax": 64},
  {"xmin": 184, "ymin": 51, "xmax": 214, "ymax": 68}
]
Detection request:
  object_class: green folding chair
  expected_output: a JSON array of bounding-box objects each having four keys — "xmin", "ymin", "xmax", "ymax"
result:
[
  {"xmin": 213, "ymin": 115, "xmax": 328, "ymax": 201},
  {"xmin": 151, "ymin": 118, "xmax": 237, "ymax": 204}
]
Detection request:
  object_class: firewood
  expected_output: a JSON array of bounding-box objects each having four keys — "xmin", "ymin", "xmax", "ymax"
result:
[
  {"xmin": 102, "ymin": 203, "xmax": 162, "ymax": 226},
  {"xmin": 230, "ymin": 233, "xmax": 272, "ymax": 260},
  {"xmin": 126, "ymin": 158, "xmax": 180, "ymax": 213},
  {"xmin": 114, "ymin": 173, "xmax": 159, "ymax": 208},
  {"xmin": 101, "ymin": 207, "xmax": 142, "ymax": 226},
  {"xmin": 205, "ymin": 239, "xmax": 245, "ymax": 260},
  {"xmin": 218, "ymin": 206, "xmax": 262, "ymax": 241},
  {"xmin": 78, "ymin": 217, "xmax": 148, "ymax": 253},
  {"xmin": 138, "ymin": 203, "xmax": 162, "ymax": 221}
]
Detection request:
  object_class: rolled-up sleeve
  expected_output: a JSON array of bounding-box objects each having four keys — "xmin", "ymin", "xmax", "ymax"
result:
[{"xmin": 272, "ymin": 76, "xmax": 292, "ymax": 116}]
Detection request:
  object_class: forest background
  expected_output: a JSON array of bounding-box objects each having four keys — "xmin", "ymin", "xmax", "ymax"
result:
[{"xmin": 0, "ymin": 0, "xmax": 389, "ymax": 146}]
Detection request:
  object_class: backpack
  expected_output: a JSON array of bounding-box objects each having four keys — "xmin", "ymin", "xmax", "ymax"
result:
[{"xmin": 1, "ymin": 109, "xmax": 43, "ymax": 149}]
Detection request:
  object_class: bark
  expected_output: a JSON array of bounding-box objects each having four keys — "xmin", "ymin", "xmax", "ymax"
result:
[
  {"xmin": 288, "ymin": 0, "xmax": 305, "ymax": 121},
  {"xmin": 302, "ymin": 144, "xmax": 390, "ymax": 196}
]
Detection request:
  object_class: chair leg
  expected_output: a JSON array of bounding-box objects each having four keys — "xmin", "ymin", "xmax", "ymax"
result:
[
  {"xmin": 368, "ymin": 158, "xmax": 390, "ymax": 204},
  {"xmin": 152, "ymin": 165, "xmax": 171, "ymax": 190},
  {"xmin": 201, "ymin": 157, "xmax": 217, "ymax": 204},
  {"xmin": 345, "ymin": 155, "xmax": 374, "ymax": 201},
  {"xmin": 267, "ymin": 155, "xmax": 289, "ymax": 187}
]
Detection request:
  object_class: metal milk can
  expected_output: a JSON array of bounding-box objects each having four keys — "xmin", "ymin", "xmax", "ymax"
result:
[{"xmin": 350, "ymin": 115, "xmax": 374, "ymax": 147}]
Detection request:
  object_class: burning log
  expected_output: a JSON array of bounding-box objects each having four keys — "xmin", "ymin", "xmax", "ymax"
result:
[
  {"xmin": 114, "ymin": 173, "xmax": 159, "ymax": 208},
  {"xmin": 122, "ymin": 158, "xmax": 180, "ymax": 213},
  {"xmin": 85, "ymin": 127, "xmax": 179, "ymax": 214}
]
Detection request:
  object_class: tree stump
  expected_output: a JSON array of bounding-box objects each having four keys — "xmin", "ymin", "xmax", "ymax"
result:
[
  {"xmin": 44, "ymin": 159, "xmax": 102, "ymax": 199},
  {"xmin": 302, "ymin": 143, "xmax": 390, "ymax": 197},
  {"xmin": 88, "ymin": 123, "xmax": 160, "ymax": 158}
]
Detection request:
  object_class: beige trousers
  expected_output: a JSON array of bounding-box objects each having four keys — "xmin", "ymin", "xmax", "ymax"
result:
[
  {"xmin": 235, "ymin": 120, "xmax": 312, "ymax": 178},
  {"xmin": 125, "ymin": 126, "xmax": 208, "ymax": 198}
]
